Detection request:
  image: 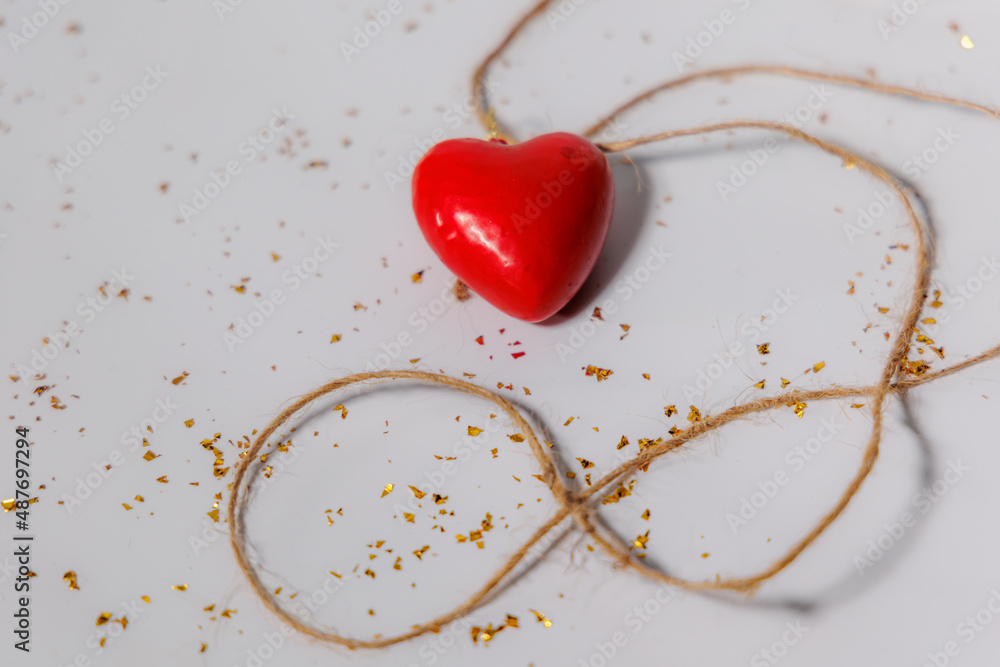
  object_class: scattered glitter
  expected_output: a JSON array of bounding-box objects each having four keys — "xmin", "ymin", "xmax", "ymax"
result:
[
  {"xmin": 96, "ymin": 613, "xmax": 111, "ymax": 626},
  {"xmin": 381, "ymin": 483, "xmax": 394, "ymax": 498},
  {"xmin": 467, "ymin": 426, "xmax": 484, "ymax": 436},
  {"xmin": 757, "ymin": 343, "xmax": 770, "ymax": 355},
  {"xmin": 63, "ymin": 571, "xmax": 79, "ymax": 590},
  {"xmin": 172, "ymin": 584, "xmax": 187, "ymax": 591},
  {"xmin": 408, "ymin": 486, "xmax": 426, "ymax": 499},
  {"xmin": 961, "ymin": 35, "xmax": 975, "ymax": 49}
]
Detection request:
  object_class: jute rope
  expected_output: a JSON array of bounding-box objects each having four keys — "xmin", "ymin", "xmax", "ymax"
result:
[{"xmin": 230, "ymin": 0, "xmax": 1000, "ymax": 649}]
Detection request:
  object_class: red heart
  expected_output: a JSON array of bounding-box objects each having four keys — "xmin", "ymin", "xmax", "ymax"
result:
[{"xmin": 411, "ymin": 132, "xmax": 615, "ymax": 322}]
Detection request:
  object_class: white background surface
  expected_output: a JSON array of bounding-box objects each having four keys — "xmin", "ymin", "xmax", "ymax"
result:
[{"xmin": 2, "ymin": 0, "xmax": 1000, "ymax": 665}]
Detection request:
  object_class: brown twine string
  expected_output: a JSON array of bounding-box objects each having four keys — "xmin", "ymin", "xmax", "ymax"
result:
[{"xmin": 230, "ymin": 0, "xmax": 1000, "ymax": 649}]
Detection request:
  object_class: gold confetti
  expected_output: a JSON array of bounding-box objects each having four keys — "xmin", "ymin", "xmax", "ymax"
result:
[
  {"xmin": 813, "ymin": 361, "xmax": 826, "ymax": 373},
  {"xmin": 564, "ymin": 417, "xmax": 575, "ymax": 426},
  {"xmin": 96, "ymin": 613, "xmax": 111, "ymax": 626},
  {"xmin": 408, "ymin": 485, "xmax": 426, "ymax": 499},
  {"xmin": 171, "ymin": 372, "xmax": 189, "ymax": 385},
  {"xmin": 172, "ymin": 584, "xmax": 187, "ymax": 591},
  {"xmin": 220, "ymin": 609, "xmax": 236, "ymax": 618},
  {"xmin": 381, "ymin": 483, "xmax": 394, "ymax": 498},
  {"xmin": 584, "ymin": 365, "xmax": 614, "ymax": 381},
  {"xmin": 413, "ymin": 546, "xmax": 430, "ymax": 560},
  {"xmin": 63, "ymin": 571, "xmax": 79, "ymax": 590},
  {"xmin": 467, "ymin": 426, "xmax": 484, "ymax": 436},
  {"xmin": 330, "ymin": 334, "xmax": 342, "ymax": 343},
  {"xmin": 403, "ymin": 512, "xmax": 415, "ymax": 523},
  {"xmin": 633, "ymin": 530, "xmax": 650, "ymax": 549},
  {"xmin": 961, "ymin": 35, "xmax": 975, "ymax": 49},
  {"xmin": 757, "ymin": 343, "xmax": 770, "ymax": 355},
  {"xmin": 364, "ymin": 569, "xmax": 375, "ymax": 579},
  {"xmin": 753, "ymin": 380, "xmax": 765, "ymax": 389},
  {"xmin": 156, "ymin": 476, "xmax": 169, "ymax": 483},
  {"xmin": 412, "ymin": 271, "xmax": 424, "ymax": 283},
  {"xmin": 1, "ymin": 499, "xmax": 15, "ymax": 512},
  {"xmin": 508, "ymin": 433, "xmax": 525, "ymax": 443},
  {"xmin": 781, "ymin": 378, "xmax": 791, "ymax": 388},
  {"xmin": 207, "ymin": 509, "xmax": 220, "ymax": 522},
  {"xmin": 641, "ymin": 509, "xmax": 650, "ymax": 520},
  {"xmin": 122, "ymin": 503, "xmax": 133, "ymax": 510},
  {"xmin": 664, "ymin": 405, "xmax": 677, "ymax": 417},
  {"xmin": 142, "ymin": 450, "xmax": 158, "ymax": 461},
  {"xmin": 617, "ymin": 436, "xmax": 630, "ymax": 450},
  {"xmin": 204, "ymin": 604, "xmax": 215, "ymax": 612},
  {"xmin": 184, "ymin": 419, "xmax": 194, "ymax": 428},
  {"xmin": 529, "ymin": 609, "xmax": 552, "ymax": 627},
  {"xmin": 687, "ymin": 406, "xmax": 702, "ymax": 423},
  {"xmin": 506, "ymin": 614, "xmax": 519, "ymax": 628},
  {"xmin": 576, "ymin": 458, "xmax": 595, "ymax": 469},
  {"xmin": 142, "ymin": 596, "xmax": 150, "ymax": 603}
]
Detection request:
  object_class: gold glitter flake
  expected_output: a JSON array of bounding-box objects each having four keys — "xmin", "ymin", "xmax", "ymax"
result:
[
  {"xmin": 467, "ymin": 426, "xmax": 484, "ymax": 436},
  {"xmin": 617, "ymin": 436, "xmax": 630, "ymax": 450},
  {"xmin": 171, "ymin": 372, "xmax": 189, "ymax": 385},
  {"xmin": 584, "ymin": 365, "xmax": 613, "ymax": 381},
  {"xmin": 184, "ymin": 419, "xmax": 194, "ymax": 428},
  {"xmin": 753, "ymin": 380, "xmax": 765, "ymax": 389},
  {"xmin": 633, "ymin": 530, "xmax": 650, "ymax": 549},
  {"xmin": 172, "ymin": 584, "xmax": 188, "ymax": 591},
  {"xmin": 1, "ymin": 499, "xmax": 15, "ymax": 512},
  {"xmin": 664, "ymin": 405, "xmax": 677, "ymax": 417},
  {"xmin": 529, "ymin": 609, "xmax": 552, "ymax": 627},
  {"xmin": 687, "ymin": 406, "xmax": 702, "ymax": 423},
  {"xmin": 96, "ymin": 613, "xmax": 112, "ymax": 626},
  {"xmin": 413, "ymin": 546, "xmax": 430, "ymax": 560},
  {"xmin": 364, "ymin": 569, "xmax": 376, "ymax": 579},
  {"xmin": 408, "ymin": 485, "xmax": 426, "ymax": 499},
  {"xmin": 381, "ymin": 483, "xmax": 394, "ymax": 498},
  {"xmin": 961, "ymin": 35, "xmax": 975, "ymax": 49},
  {"xmin": 757, "ymin": 343, "xmax": 770, "ymax": 355},
  {"xmin": 63, "ymin": 571, "xmax": 79, "ymax": 590},
  {"xmin": 641, "ymin": 509, "xmax": 651, "ymax": 520},
  {"xmin": 142, "ymin": 450, "xmax": 158, "ymax": 461},
  {"xmin": 330, "ymin": 334, "xmax": 342, "ymax": 343},
  {"xmin": 781, "ymin": 378, "xmax": 791, "ymax": 388},
  {"xmin": 576, "ymin": 458, "xmax": 594, "ymax": 469},
  {"xmin": 506, "ymin": 614, "xmax": 519, "ymax": 628},
  {"xmin": 813, "ymin": 361, "xmax": 826, "ymax": 373},
  {"xmin": 508, "ymin": 433, "xmax": 525, "ymax": 443}
]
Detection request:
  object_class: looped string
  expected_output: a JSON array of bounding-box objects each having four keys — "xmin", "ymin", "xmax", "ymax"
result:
[{"xmin": 230, "ymin": 0, "xmax": 1000, "ymax": 649}]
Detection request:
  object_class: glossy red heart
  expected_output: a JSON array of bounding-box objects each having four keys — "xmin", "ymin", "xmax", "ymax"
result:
[{"xmin": 411, "ymin": 132, "xmax": 615, "ymax": 322}]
